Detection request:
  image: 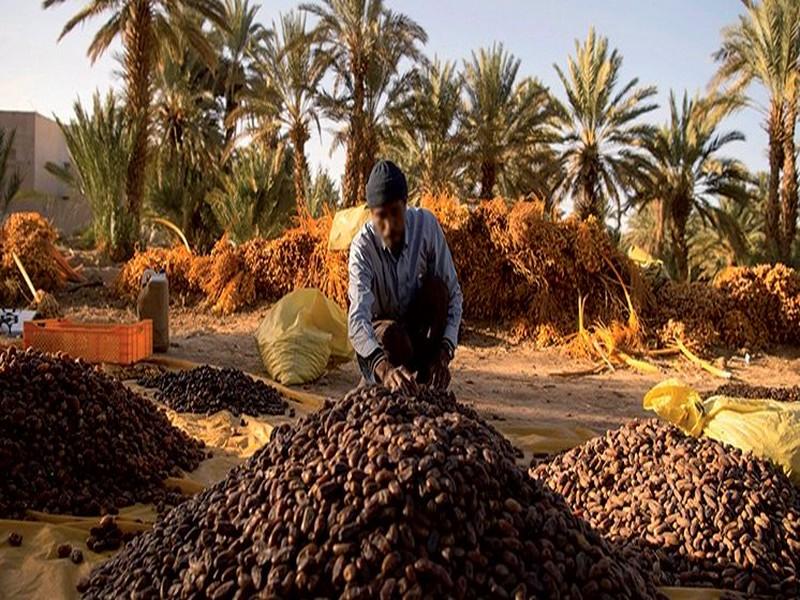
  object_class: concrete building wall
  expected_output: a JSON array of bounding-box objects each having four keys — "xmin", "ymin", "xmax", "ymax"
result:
[
  {"xmin": 0, "ymin": 111, "xmax": 91, "ymax": 235},
  {"xmin": 0, "ymin": 112, "xmax": 36, "ymax": 191},
  {"xmin": 33, "ymin": 113, "xmax": 72, "ymax": 198}
]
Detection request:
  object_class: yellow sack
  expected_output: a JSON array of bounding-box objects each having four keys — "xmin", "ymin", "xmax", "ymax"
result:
[
  {"xmin": 627, "ymin": 244, "xmax": 663, "ymax": 268},
  {"xmin": 255, "ymin": 288, "xmax": 354, "ymax": 385},
  {"xmin": 328, "ymin": 206, "xmax": 369, "ymax": 251},
  {"xmin": 644, "ymin": 378, "xmax": 800, "ymax": 484}
]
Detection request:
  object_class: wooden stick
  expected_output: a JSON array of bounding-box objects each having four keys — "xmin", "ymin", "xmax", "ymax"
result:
[
  {"xmin": 49, "ymin": 246, "xmax": 85, "ymax": 282},
  {"xmin": 646, "ymin": 347, "xmax": 681, "ymax": 357},
  {"xmin": 11, "ymin": 252, "xmax": 38, "ymax": 300}
]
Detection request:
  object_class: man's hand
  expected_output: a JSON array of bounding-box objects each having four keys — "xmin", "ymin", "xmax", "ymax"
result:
[
  {"xmin": 375, "ymin": 360, "xmax": 418, "ymax": 395},
  {"xmin": 430, "ymin": 347, "xmax": 452, "ymax": 390}
]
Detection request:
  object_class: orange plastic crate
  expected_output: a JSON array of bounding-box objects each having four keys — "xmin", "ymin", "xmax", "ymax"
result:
[{"xmin": 23, "ymin": 319, "xmax": 153, "ymax": 365}]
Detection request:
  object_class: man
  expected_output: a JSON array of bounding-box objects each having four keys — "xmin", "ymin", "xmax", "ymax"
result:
[{"xmin": 348, "ymin": 160, "xmax": 463, "ymax": 394}]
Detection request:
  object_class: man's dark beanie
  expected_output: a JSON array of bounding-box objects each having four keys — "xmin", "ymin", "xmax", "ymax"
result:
[{"xmin": 366, "ymin": 160, "xmax": 408, "ymax": 208}]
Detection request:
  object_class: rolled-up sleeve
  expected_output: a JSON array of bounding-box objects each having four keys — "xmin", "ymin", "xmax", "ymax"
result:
[
  {"xmin": 430, "ymin": 218, "xmax": 463, "ymax": 348},
  {"xmin": 348, "ymin": 237, "xmax": 381, "ymax": 359}
]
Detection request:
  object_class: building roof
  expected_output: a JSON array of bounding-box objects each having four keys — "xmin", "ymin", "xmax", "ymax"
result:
[{"xmin": 0, "ymin": 110, "xmax": 58, "ymax": 126}]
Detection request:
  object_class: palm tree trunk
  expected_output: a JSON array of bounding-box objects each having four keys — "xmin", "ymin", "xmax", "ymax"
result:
[
  {"xmin": 575, "ymin": 162, "xmax": 601, "ymax": 220},
  {"xmin": 575, "ymin": 181, "xmax": 595, "ymax": 220},
  {"xmin": 479, "ymin": 161, "xmax": 496, "ymax": 199},
  {"xmin": 344, "ymin": 60, "xmax": 366, "ymax": 207},
  {"xmin": 766, "ymin": 100, "xmax": 784, "ymax": 262},
  {"xmin": 343, "ymin": 135, "xmax": 360, "ymax": 207},
  {"xmin": 653, "ymin": 199, "xmax": 667, "ymax": 259},
  {"xmin": 669, "ymin": 214, "xmax": 690, "ymax": 282},
  {"xmin": 780, "ymin": 90, "xmax": 798, "ymax": 263},
  {"xmin": 613, "ymin": 196, "xmax": 622, "ymax": 236},
  {"xmin": 290, "ymin": 124, "xmax": 309, "ymax": 212},
  {"xmin": 361, "ymin": 124, "xmax": 378, "ymax": 205},
  {"xmin": 668, "ymin": 195, "xmax": 692, "ymax": 282},
  {"xmin": 121, "ymin": 0, "xmax": 154, "ymax": 261},
  {"xmin": 224, "ymin": 90, "xmax": 238, "ymax": 146}
]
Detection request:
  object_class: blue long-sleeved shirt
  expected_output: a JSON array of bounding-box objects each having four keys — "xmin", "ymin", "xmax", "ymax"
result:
[{"xmin": 348, "ymin": 207, "xmax": 463, "ymax": 360}]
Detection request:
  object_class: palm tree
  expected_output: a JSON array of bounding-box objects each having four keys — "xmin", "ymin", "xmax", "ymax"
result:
[
  {"xmin": 385, "ymin": 58, "xmax": 464, "ymax": 200},
  {"xmin": 688, "ymin": 194, "xmax": 764, "ymax": 280},
  {"xmin": 207, "ymin": 142, "xmax": 296, "ymax": 244},
  {"xmin": 633, "ymin": 92, "xmax": 752, "ymax": 282},
  {"xmin": 627, "ymin": 195, "xmax": 761, "ymax": 281},
  {"xmin": 555, "ymin": 28, "xmax": 657, "ymax": 228},
  {"xmin": 46, "ymin": 93, "xmax": 134, "ymax": 259},
  {"xmin": 240, "ymin": 11, "xmax": 326, "ymax": 208},
  {"xmin": 461, "ymin": 44, "xmax": 560, "ymax": 200},
  {"xmin": 149, "ymin": 47, "xmax": 224, "ymax": 250},
  {"xmin": 306, "ymin": 167, "xmax": 340, "ymax": 216},
  {"xmin": 211, "ymin": 0, "xmax": 268, "ymax": 143},
  {"xmin": 0, "ymin": 129, "xmax": 23, "ymax": 215},
  {"xmin": 43, "ymin": 0, "xmax": 227, "ymax": 258},
  {"xmin": 714, "ymin": 0, "xmax": 800, "ymax": 263},
  {"xmin": 301, "ymin": 0, "xmax": 427, "ymax": 206}
]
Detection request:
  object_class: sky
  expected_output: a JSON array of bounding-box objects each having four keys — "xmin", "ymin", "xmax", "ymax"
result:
[{"xmin": 0, "ymin": 0, "xmax": 770, "ymax": 185}]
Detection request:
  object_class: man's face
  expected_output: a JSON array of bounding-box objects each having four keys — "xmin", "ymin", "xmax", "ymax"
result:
[{"xmin": 371, "ymin": 199, "xmax": 406, "ymax": 250}]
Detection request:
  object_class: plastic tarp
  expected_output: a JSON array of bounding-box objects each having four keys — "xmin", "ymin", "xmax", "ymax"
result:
[
  {"xmin": 501, "ymin": 424, "xmax": 598, "ymax": 457},
  {"xmin": 255, "ymin": 288, "xmax": 353, "ymax": 385},
  {"xmin": 627, "ymin": 244, "xmax": 664, "ymax": 268},
  {"xmin": 0, "ymin": 368, "xmax": 742, "ymax": 600},
  {"xmin": 327, "ymin": 205, "xmax": 369, "ymax": 251},
  {"xmin": 644, "ymin": 378, "xmax": 800, "ymax": 485}
]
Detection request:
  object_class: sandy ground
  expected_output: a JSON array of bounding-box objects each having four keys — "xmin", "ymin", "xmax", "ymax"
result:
[{"xmin": 55, "ymin": 276, "xmax": 800, "ymax": 438}]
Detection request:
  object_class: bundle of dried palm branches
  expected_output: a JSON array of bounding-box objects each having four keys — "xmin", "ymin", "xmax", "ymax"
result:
[
  {"xmin": 424, "ymin": 195, "xmax": 645, "ymax": 346},
  {"xmin": 114, "ymin": 199, "xmax": 800, "ymax": 359},
  {"xmin": 0, "ymin": 212, "xmax": 83, "ymax": 305},
  {"xmin": 715, "ymin": 264, "xmax": 800, "ymax": 347},
  {"xmin": 644, "ymin": 264, "xmax": 800, "ymax": 354},
  {"xmin": 115, "ymin": 245, "xmax": 195, "ymax": 300},
  {"xmin": 117, "ymin": 212, "xmax": 345, "ymax": 315},
  {"xmin": 187, "ymin": 236, "xmax": 257, "ymax": 316}
]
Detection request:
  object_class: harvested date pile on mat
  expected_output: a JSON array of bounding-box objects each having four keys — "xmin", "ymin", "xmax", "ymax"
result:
[
  {"xmin": 80, "ymin": 388, "xmax": 661, "ymax": 599},
  {"xmin": 531, "ymin": 419, "xmax": 800, "ymax": 598},
  {"xmin": 138, "ymin": 365, "xmax": 287, "ymax": 416},
  {"xmin": 103, "ymin": 361, "xmax": 166, "ymax": 382},
  {"xmin": 0, "ymin": 347, "xmax": 205, "ymax": 519},
  {"xmin": 85, "ymin": 515, "xmax": 142, "ymax": 553},
  {"xmin": 704, "ymin": 382, "xmax": 800, "ymax": 403}
]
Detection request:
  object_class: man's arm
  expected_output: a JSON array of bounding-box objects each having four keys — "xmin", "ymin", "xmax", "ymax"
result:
[
  {"xmin": 430, "ymin": 217, "xmax": 463, "ymax": 350},
  {"xmin": 347, "ymin": 240, "xmax": 384, "ymax": 375},
  {"xmin": 348, "ymin": 240, "xmax": 417, "ymax": 393}
]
